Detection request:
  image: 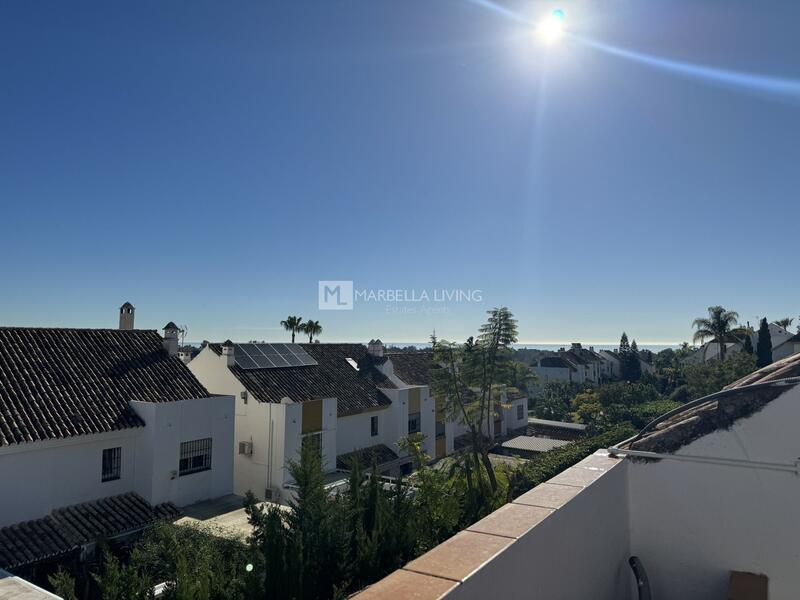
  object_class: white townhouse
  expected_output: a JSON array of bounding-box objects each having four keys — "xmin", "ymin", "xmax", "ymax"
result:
[
  {"xmin": 189, "ymin": 339, "xmax": 441, "ymax": 501},
  {"xmin": 377, "ymin": 347, "xmax": 528, "ymax": 451},
  {"xmin": 697, "ymin": 322, "xmax": 797, "ymax": 363},
  {"xmin": 189, "ymin": 338, "xmax": 528, "ymax": 503},
  {"xmin": 0, "ymin": 304, "xmax": 234, "ymax": 574}
]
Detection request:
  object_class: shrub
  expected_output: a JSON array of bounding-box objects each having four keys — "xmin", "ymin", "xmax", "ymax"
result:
[{"xmin": 506, "ymin": 423, "xmax": 637, "ymax": 500}]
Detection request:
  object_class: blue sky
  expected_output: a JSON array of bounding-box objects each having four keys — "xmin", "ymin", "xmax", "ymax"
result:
[{"xmin": 1, "ymin": 1, "xmax": 799, "ymax": 345}]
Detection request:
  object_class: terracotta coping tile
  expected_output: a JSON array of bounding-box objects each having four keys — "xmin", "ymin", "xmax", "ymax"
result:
[
  {"xmin": 547, "ymin": 464, "xmax": 608, "ymax": 487},
  {"xmin": 352, "ymin": 569, "xmax": 458, "ymax": 600},
  {"xmin": 577, "ymin": 452, "xmax": 620, "ymax": 471},
  {"xmin": 513, "ymin": 482, "xmax": 582, "ymax": 509},
  {"xmin": 404, "ymin": 530, "xmax": 514, "ymax": 582},
  {"xmin": 467, "ymin": 502, "xmax": 553, "ymax": 539}
]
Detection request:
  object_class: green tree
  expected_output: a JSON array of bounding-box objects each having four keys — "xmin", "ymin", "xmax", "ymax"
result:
[
  {"xmin": 48, "ymin": 569, "xmax": 77, "ymax": 600},
  {"xmin": 92, "ymin": 548, "xmax": 153, "ymax": 600},
  {"xmin": 571, "ymin": 382, "xmax": 662, "ymax": 431},
  {"xmin": 774, "ymin": 317, "xmax": 794, "ymax": 330},
  {"xmin": 742, "ymin": 334, "xmax": 754, "ymax": 355},
  {"xmin": 430, "ymin": 307, "xmax": 518, "ymax": 499},
  {"xmin": 303, "ymin": 320, "xmax": 323, "ymax": 343},
  {"xmin": 532, "ymin": 381, "xmax": 582, "ymax": 421},
  {"xmin": 756, "ymin": 317, "xmax": 773, "ymax": 368},
  {"xmin": 280, "ymin": 316, "xmax": 305, "ymax": 343},
  {"xmin": 684, "ymin": 351, "xmax": 757, "ymax": 398},
  {"xmin": 692, "ymin": 306, "xmax": 741, "ymax": 361}
]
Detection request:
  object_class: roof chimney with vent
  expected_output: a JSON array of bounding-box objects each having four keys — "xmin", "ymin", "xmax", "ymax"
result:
[
  {"xmin": 367, "ymin": 339, "xmax": 384, "ymax": 358},
  {"xmin": 163, "ymin": 322, "xmax": 180, "ymax": 356},
  {"xmin": 119, "ymin": 302, "xmax": 135, "ymax": 330},
  {"xmin": 222, "ymin": 340, "xmax": 236, "ymax": 367}
]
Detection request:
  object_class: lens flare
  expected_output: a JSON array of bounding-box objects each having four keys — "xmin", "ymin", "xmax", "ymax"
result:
[{"xmin": 537, "ymin": 9, "xmax": 565, "ymax": 45}]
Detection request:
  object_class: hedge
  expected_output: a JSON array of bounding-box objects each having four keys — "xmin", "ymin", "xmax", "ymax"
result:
[{"xmin": 506, "ymin": 423, "xmax": 637, "ymax": 501}]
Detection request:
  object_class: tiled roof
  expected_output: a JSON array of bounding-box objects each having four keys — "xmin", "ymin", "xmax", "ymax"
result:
[
  {"xmin": 501, "ymin": 435, "xmax": 572, "ymax": 453},
  {"xmin": 0, "ymin": 328, "xmax": 210, "ymax": 447},
  {"xmin": 0, "ymin": 492, "xmax": 179, "ymax": 570},
  {"xmin": 386, "ymin": 351, "xmax": 433, "ymax": 386},
  {"xmin": 336, "ymin": 443, "xmax": 399, "ymax": 471},
  {"xmin": 210, "ymin": 343, "xmax": 395, "ymax": 416},
  {"xmin": 626, "ymin": 353, "xmax": 800, "ymax": 454},
  {"xmin": 538, "ymin": 356, "xmax": 576, "ymax": 370}
]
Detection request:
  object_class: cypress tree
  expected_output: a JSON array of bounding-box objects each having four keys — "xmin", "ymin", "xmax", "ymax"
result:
[
  {"xmin": 742, "ymin": 334, "xmax": 754, "ymax": 355},
  {"xmin": 756, "ymin": 318, "xmax": 773, "ymax": 368},
  {"xmin": 628, "ymin": 340, "xmax": 642, "ymax": 381}
]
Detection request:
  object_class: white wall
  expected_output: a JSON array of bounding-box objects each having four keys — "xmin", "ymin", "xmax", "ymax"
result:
[
  {"xmin": 628, "ymin": 385, "xmax": 800, "ymax": 600},
  {"xmin": 131, "ymin": 396, "xmax": 234, "ymax": 507},
  {"xmin": 0, "ymin": 430, "xmax": 139, "ymax": 527},
  {"xmin": 336, "ymin": 408, "xmax": 389, "ymax": 456},
  {"xmin": 0, "ymin": 395, "xmax": 234, "ymax": 527},
  {"xmin": 504, "ymin": 396, "xmax": 528, "ymax": 432}
]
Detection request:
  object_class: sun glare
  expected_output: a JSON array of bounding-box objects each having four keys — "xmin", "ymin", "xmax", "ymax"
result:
[{"xmin": 536, "ymin": 9, "xmax": 565, "ymax": 45}]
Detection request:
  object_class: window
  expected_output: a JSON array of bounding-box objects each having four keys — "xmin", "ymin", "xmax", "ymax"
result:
[
  {"xmin": 517, "ymin": 404, "xmax": 524, "ymax": 420},
  {"xmin": 371, "ymin": 415, "xmax": 379, "ymax": 437},
  {"xmin": 408, "ymin": 412, "xmax": 421, "ymax": 434},
  {"xmin": 102, "ymin": 447, "xmax": 121, "ymax": 482},
  {"xmin": 179, "ymin": 438, "xmax": 213, "ymax": 476}
]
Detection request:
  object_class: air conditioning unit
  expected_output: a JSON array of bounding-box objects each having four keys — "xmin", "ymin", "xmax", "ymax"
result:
[{"xmin": 238, "ymin": 441, "xmax": 253, "ymax": 456}]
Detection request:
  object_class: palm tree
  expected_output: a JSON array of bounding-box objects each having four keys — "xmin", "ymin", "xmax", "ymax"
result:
[
  {"xmin": 280, "ymin": 316, "xmax": 304, "ymax": 343},
  {"xmin": 303, "ymin": 320, "xmax": 322, "ymax": 343},
  {"xmin": 774, "ymin": 317, "xmax": 794, "ymax": 330},
  {"xmin": 692, "ymin": 306, "xmax": 741, "ymax": 361}
]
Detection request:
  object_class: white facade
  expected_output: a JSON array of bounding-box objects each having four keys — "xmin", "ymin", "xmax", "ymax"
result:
[
  {"xmin": 189, "ymin": 346, "xmax": 445, "ymax": 502},
  {"xmin": 627, "ymin": 383, "xmax": 800, "ymax": 599},
  {"xmin": 0, "ymin": 395, "xmax": 235, "ymax": 527}
]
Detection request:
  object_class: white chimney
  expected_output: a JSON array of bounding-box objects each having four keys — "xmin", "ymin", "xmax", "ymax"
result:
[
  {"xmin": 367, "ymin": 338, "xmax": 384, "ymax": 357},
  {"xmin": 163, "ymin": 322, "xmax": 180, "ymax": 357},
  {"xmin": 222, "ymin": 340, "xmax": 236, "ymax": 367},
  {"xmin": 119, "ymin": 302, "xmax": 135, "ymax": 330}
]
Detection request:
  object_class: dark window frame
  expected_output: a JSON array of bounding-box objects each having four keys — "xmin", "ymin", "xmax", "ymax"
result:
[
  {"xmin": 102, "ymin": 447, "xmax": 122, "ymax": 482},
  {"xmin": 408, "ymin": 412, "xmax": 421, "ymax": 434},
  {"xmin": 179, "ymin": 438, "xmax": 213, "ymax": 476},
  {"xmin": 370, "ymin": 415, "xmax": 379, "ymax": 437}
]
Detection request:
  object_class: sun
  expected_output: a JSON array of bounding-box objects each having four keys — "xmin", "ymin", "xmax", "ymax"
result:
[{"xmin": 536, "ymin": 9, "xmax": 566, "ymax": 45}]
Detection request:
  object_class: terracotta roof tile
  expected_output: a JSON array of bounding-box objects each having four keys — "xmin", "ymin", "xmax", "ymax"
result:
[
  {"xmin": 0, "ymin": 492, "xmax": 179, "ymax": 570},
  {"xmin": 0, "ymin": 328, "xmax": 210, "ymax": 447}
]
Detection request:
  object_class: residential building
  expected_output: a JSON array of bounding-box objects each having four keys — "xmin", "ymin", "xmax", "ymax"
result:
[
  {"xmin": 0, "ymin": 305, "xmax": 235, "ymax": 572},
  {"xmin": 189, "ymin": 340, "xmax": 448, "ymax": 502},
  {"xmin": 356, "ymin": 352, "xmax": 800, "ymax": 599},
  {"xmin": 697, "ymin": 322, "xmax": 796, "ymax": 363}
]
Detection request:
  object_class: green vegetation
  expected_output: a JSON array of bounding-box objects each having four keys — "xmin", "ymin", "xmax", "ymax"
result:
[
  {"xmin": 692, "ymin": 305, "xmax": 743, "ymax": 361},
  {"xmin": 683, "ymin": 351, "xmax": 756, "ymax": 398},
  {"xmin": 302, "ymin": 320, "xmax": 322, "ymax": 343},
  {"xmin": 280, "ymin": 316, "xmax": 305, "ymax": 343},
  {"xmin": 619, "ymin": 333, "xmax": 642, "ymax": 381},
  {"xmin": 429, "ymin": 306, "xmax": 519, "ymax": 501},
  {"xmin": 756, "ymin": 317, "xmax": 773, "ymax": 368},
  {"xmin": 506, "ymin": 423, "xmax": 636, "ymax": 500},
  {"xmin": 531, "ymin": 381, "xmax": 584, "ymax": 421}
]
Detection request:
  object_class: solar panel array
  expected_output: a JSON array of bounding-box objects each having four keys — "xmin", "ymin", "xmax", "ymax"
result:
[{"xmin": 234, "ymin": 343, "xmax": 318, "ymax": 370}]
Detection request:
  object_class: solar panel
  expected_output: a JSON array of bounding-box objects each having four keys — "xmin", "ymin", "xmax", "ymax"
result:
[{"xmin": 233, "ymin": 342, "xmax": 318, "ymax": 370}]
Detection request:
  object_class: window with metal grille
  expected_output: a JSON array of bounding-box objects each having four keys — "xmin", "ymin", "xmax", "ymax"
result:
[
  {"xmin": 408, "ymin": 412, "xmax": 421, "ymax": 434},
  {"xmin": 102, "ymin": 447, "xmax": 121, "ymax": 482},
  {"xmin": 179, "ymin": 438, "xmax": 213, "ymax": 476},
  {"xmin": 370, "ymin": 415, "xmax": 379, "ymax": 437}
]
